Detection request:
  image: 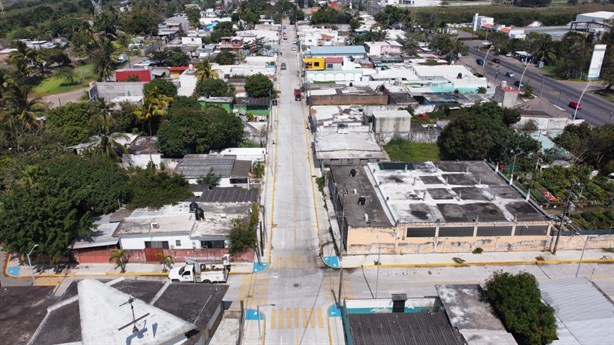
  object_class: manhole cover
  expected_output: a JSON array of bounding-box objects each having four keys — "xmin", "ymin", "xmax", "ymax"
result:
[{"xmin": 293, "ymin": 283, "xmax": 300, "ymax": 288}]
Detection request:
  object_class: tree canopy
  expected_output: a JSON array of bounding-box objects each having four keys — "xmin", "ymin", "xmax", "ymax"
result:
[
  {"xmin": 157, "ymin": 106, "xmax": 243, "ymax": 158},
  {"xmin": 214, "ymin": 51, "xmax": 237, "ymax": 65},
  {"xmin": 484, "ymin": 271, "xmax": 557, "ymax": 345},
  {"xmin": 244, "ymin": 73, "xmax": 274, "ymax": 98},
  {"xmin": 194, "ymin": 78, "xmax": 236, "ymax": 98},
  {"xmin": 554, "ymin": 123, "xmax": 614, "ymax": 175},
  {"xmin": 144, "ymin": 78, "xmax": 178, "ymax": 98},
  {"xmin": 310, "ymin": 6, "xmax": 352, "ymax": 25},
  {"xmin": 127, "ymin": 165, "xmax": 192, "ymax": 209},
  {"xmin": 437, "ymin": 102, "xmax": 539, "ymax": 162},
  {"xmin": 0, "ymin": 154, "xmax": 130, "ymax": 261},
  {"xmin": 46, "ymin": 102, "xmax": 100, "ymax": 144}
]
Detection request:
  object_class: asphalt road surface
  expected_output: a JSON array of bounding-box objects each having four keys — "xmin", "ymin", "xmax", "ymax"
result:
[{"xmin": 468, "ymin": 46, "xmax": 614, "ymax": 127}]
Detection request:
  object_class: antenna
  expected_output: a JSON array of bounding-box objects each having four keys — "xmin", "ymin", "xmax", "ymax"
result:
[{"xmin": 118, "ymin": 296, "xmax": 150, "ymax": 334}]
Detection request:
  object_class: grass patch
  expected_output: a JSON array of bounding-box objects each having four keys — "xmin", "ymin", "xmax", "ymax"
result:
[
  {"xmin": 384, "ymin": 138, "xmax": 440, "ymax": 162},
  {"xmin": 32, "ymin": 64, "xmax": 95, "ymax": 97}
]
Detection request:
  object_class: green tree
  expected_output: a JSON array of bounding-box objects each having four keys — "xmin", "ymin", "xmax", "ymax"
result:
[
  {"xmin": 127, "ymin": 166, "xmax": 192, "ymax": 209},
  {"xmin": 229, "ymin": 203, "xmax": 258, "ymax": 254},
  {"xmin": 194, "ymin": 78, "xmax": 236, "ymax": 98},
  {"xmin": 134, "ymin": 91, "xmax": 171, "ymax": 136},
  {"xmin": 92, "ymin": 38, "xmax": 115, "ymax": 82},
  {"xmin": 144, "ymin": 78, "xmax": 178, "ymax": 98},
  {"xmin": 195, "ymin": 59, "xmax": 219, "ymax": 81},
  {"xmin": 150, "ymin": 49, "xmax": 190, "ymax": 67},
  {"xmin": 156, "ymin": 252, "xmax": 173, "ymax": 272},
  {"xmin": 484, "ymin": 271, "xmax": 557, "ymax": 345},
  {"xmin": 244, "ymin": 73, "xmax": 273, "ymax": 98},
  {"xmin": 437, "ymin": 102, "xmax": 538, "ymax": 162},
  {"xmin": 187, "ymin": 7, "xmax": 201, "ymax": 28},
  {"xmin": 109, "ymin": 249, "xmax": 128, "ymax": 273},
  {"xmin": 157, "ymin": 107, "xmax": 243, "ymax": 158},
  {"xmin": 90, "ymin": 99, "xmax": 130, "ymax": 161},
  {"xmin": 209, "ymin": 21, "xmax": 235, "ymax": 43},
  {"xmin": 46, "ymin": 102, "xmax": 99, "ymax": 144},
  {"xmin": 197, "ymin": 168, "xmax": 221, "ymax": 189},
  {"xmin": 121, "ymin": 8, "xmax": 159, "ymax": 35},
  {"xmin": 8, "ymin": 41, "xmax": 38, "ymax": 82},
  {"xmin": 169, "ymin": 96, "xmax": 201, "ymax": 113},
  {"xmin": 214, "ymin": 51, "xmax": 237, "ymax": 65},
  {"xmin": 310, "ymin": 6, "xmax": 352, "ymax": 25}
]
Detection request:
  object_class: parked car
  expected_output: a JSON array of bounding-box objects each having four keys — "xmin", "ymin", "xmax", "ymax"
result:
[
  {"xmin": 513, "ymin": 80, "xmax": 524, "ymax": 87},
  {"xmin": 505, "ymin": 71, "xmax": 515, "ymax": 77},
  {"xmin": 491, "ymin": 58, "xmax": 501, "ymax": 63},
  {"xmin": 281, "ymin": 62, "xmax": 287, "ymax": 70},
  {"xmin": 476, "ymin": 58, "xmax": 484, "ymax": 65},
  {"xmin": 568, "ymin": 100, "xmax": 583, "ymax": 110}
]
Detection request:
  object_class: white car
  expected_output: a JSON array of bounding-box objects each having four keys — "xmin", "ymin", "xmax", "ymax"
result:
[{"xmin": 505, "ymin": 71, "xmax": 515, "ymax": 77}]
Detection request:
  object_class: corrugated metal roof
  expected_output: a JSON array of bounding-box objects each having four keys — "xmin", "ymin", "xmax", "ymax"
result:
[
  {"xmin": 348, "ymin": 312, "xmax": 465, "ymax": 345},
  {"xmin": 188, "ymin": 186, "xmax": 258, "ymax": 203},
  {"xmin": 539, "ymin": 278, "xmax": 614, "ymax": 345},
  {"xmin": 175, "ymin": 157, "xmax": 235, "ymax": 178}
]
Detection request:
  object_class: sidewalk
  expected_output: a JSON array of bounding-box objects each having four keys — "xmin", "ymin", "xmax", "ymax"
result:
[
  {"xmin": 334, "ymin": 248, "xmax": 614, "ymax": 269},
  {"xmin": 3, "ymin": 251, "xmax": 254, "ymax": 280}
]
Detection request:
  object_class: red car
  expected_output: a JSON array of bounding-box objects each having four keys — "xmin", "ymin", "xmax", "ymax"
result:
[{"xmin": 568, "ymin": 100, "xmax": 583, "ymax": 110}]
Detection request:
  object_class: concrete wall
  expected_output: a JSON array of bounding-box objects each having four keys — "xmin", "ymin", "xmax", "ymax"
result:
[
  {"xmin": 344, "ymin": 222, "xmax": 577, "ymax": 254},
  {"xmin": 72, "ymin": 247, "xmax": 255, "ymax": 263},
  {"xmin": 122, "ymin": 154, "xmax": 162, "ymax": 169},
  {"xmin": 120, "ymin": 234, "xmax": 198, "ymax": 250},
  {"xmin": 514, "ymin": 117, "xmax": 575, "ymax": 131},
  {"xmin": 373, "ymin": 115, "xmax": 411, "ymax": 134},
  {"xmin": 410, "ymin": 125, "xmax": 441, "ymax": 143}
]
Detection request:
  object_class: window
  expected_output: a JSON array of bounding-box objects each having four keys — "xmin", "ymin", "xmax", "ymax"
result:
[
  {"xmin": 314, "ymin": 62, "xmax": 320, "ymax": 67},
  {"xmin": 201, "ymin": 240, "xmax": 226, "ymax": 249},
  {"xmin": 144, "ymin": 241, "xmax": 169, "ymax": 249},
  {"xmin": 327, "ymin": 63, "xmax": 333, "ymax": 69},
  {"xmin": 175, "ymin": 240, "xmax": 181, "ymax": 247}
]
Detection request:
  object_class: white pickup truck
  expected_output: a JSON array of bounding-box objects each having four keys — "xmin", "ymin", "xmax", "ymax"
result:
[{"xmin": 168, "ymin": 255, "xmax": 230, "ymax": 283}]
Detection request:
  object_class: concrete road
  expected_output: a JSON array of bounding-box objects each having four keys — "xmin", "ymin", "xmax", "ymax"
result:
[
  {"xmin": 225, "ymin": 22, "xmax": 336, "ymax": 345},
  {"xmin": 466, "ymin": 44, "xmax": 614, "ymax": 126},
  {"xmin": 345, "ymin": 262, "xmax": 614, "ymax": 300}
]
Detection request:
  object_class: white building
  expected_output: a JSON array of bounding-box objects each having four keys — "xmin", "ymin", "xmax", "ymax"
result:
[{"xmin": 575, "ymin": 11, "xmax": 614, "ymax": 24}]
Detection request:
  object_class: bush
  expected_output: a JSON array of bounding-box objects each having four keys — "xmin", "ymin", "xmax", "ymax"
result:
[
  {"xmin": 484, "ymin": 271, "xmax": 557, "ymax": 345},
  {"xmin": 472, "ymin": 247, "xmax": 483, "ymax": 254},
  {"xmin": 452, "ymin": 257, "xmax": 465, "ymax": 264}
]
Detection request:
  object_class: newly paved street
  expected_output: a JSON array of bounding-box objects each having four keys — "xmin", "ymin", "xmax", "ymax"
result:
[{"xmin": 225, "ymin": 22, "xmax": 339, "ymax": 345}]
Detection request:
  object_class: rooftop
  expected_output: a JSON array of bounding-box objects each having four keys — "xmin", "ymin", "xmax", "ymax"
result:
[
  {"xmin": 175, "ymin": 155, "xmax": 250, "ymax": 179},
  {"xmin": 369, "ymin": 161, "xmax": 547, "ymax": 224},
  {"xmin": 348, "ymin": 312, "xmax": 465, "ymax": 345},
  {"xmin": 436, "ymin": 285, "xmax": 517, "ymax": 345},
  {"xmin": 539, "ymin": 278, "xmax": 614, "ymax": 345},
  {"xmin": 113, "ymin": 202, "xmax": 250, "ymax": 237},
  {"xmin": 73, "ymin": 215, "xmax": 119, "ymax": 249},
  {"xmin": 29, "ymin": 279, "xmax": 228, "ymax": 345},
  {"xmin": 371, "ymin": 109, "xmax": 411, "ymax": 119},
  {"xmin": 189, "ymin": 186, "xmax": 259, "ymax": 203},
  {"xmin": 315, "ymin": 132, "xmax": 387, "ymax": 161},
  {"xmin": 128, "ymin": 135, "xmax": 159, "ymax": 154},
  {"xmin": 306, "ymin": 45, "xmax": 366, "ymax": 56}
]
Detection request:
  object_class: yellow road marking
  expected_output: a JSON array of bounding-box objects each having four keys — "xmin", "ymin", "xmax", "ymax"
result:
[
  {"xmin": 302, "ymin": 308, "xmax": 308, "ymax": 328},
  {"xmin": 287, "ymin": 308, "xmax": 292, "ymax": 329},
  {"xmin": 317, "ymin": 307, "xmax": 324, "ymax": 328},
  {"xmin": 271, "ymin": 308, "xmax": 276, "ymax": 329},
  {"xmin": 278, "ymin": 307, "xmax": 284, "ymax": 329},
  {"xmin": 310, "ymin": 308, "xmax": 316, "ymax": 329},
  {"xmin": 294, "ymin": 308, "xmax": 299, "ymax": 328}
]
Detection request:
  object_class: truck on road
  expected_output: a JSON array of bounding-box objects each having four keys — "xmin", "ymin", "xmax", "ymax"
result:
[
  {"xmin": 168, "ymin": 254, "xmax": 231, "ymax": 283},
  {"xmin": 294, "ymin": 88, "xmax": 301, "ymax": 101}
]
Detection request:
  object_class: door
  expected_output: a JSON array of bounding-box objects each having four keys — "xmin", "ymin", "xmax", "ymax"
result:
[{"xmin": 143, "ymin": 247, "xmax": 164, "ymax": 262}]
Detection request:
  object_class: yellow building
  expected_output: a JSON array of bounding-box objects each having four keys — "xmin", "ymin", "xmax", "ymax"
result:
[{"xmin": 303, "ymin": 57, "xmax": 325, "ymax": 71}]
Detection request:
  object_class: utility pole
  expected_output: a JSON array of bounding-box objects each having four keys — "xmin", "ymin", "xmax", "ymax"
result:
[{"xmin": 552, "ymin": 184, "xmax": 574, "ymax": 255}]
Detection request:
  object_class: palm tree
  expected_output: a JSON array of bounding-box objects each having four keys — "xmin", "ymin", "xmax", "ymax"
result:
[
  {"xmin": 92, "ymin": 38, "xmax": 115, "ymax": 82},
  {"xmin": 1, "ymin": 80, "xmax": 46, "ymax": 134},
  {"xmin": 156, "ymin": 252, "xmax": 173, "ymax": 272},
  {"xmin": 8, "ymin": 41, "xmax": 37, "ymax": 81},
  {"xmin": 90, "ymin": 99, "xmax": 129, "ymax": 161},
  {"xmin": 109, "ymin": 249, "xmax": 128, "ymax": 273},
  {"xmin": 195, "ymin": 59, "xmax": 219, "ymax": 82},
  {"xmin": 133, "ymin": 90, "xmax": 170, "ymax": 136}
]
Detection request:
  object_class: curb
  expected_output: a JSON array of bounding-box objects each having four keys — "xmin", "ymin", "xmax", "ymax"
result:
[{"xmin": 341, "ymin": 258, "xmax": 614, "ymax": 269}]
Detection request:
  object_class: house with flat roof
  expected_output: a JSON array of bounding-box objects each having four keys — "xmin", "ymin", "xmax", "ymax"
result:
[
  {"xmin": 370, "ymin": 109, "xmax": 412, "ymax": 143},
  {"xmin": 304, "ymin": 45, "xmax": 367, "ymax": 58},
  {"xmin": 315, "ymin": 132, "xmax": 388, "ymax": 166},
  {"xmin": 329, "ymin": 161, "xmax": 552, "ymax": 255},
  {"xmin": 364, "ymin": 41, "xmax": 403, "ymax": 56}
]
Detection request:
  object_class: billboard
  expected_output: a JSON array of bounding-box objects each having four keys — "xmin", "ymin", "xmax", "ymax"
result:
[{"xmin": 587, "ymin": 44, "xmax": 607, "ymax": 81}]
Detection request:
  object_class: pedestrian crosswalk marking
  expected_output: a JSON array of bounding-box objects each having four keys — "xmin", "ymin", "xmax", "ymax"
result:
[
  {"xmin": 310, "ymin": 308, "xmax": 315, "ymax": 329},
  {"xmin": 271, "ymin": 308, "xmax": 276, "ymax": 329},
  {"xmin": 286, "ymin": 308, "xmax": 292, "ymax": 329},
  {"xmin": 317, "ymin": 307, "xmax": 323, "ymax": 328},
  {"xmin": 302, "ymin": 308, "xmax": 308, "ymax": 328},
  {"xmin": 271, "ymin": 254, "xmax": 317, "ymax": 269},
  {"xmin": 294, "ymin": 308, "xmax": 299, "ymax": 328}
]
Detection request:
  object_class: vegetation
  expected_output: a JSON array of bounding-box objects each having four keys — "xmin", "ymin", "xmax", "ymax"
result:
[
  {"xmin": 194, "ymin": 78, "xmax": 236, "ymax": 98},
  {"xmin": 46, "ymin": 102, "xmax": 100, "ymax": 144},
  {"xmin": 237, "ymin": 0, "xmax": 305, "ymax": 27},
  {"xmin": 472, "ymin": 247, "xmax": 483, "ymax": 254},
  {"xmin": 109, "ymin": 249, "xmax": 128, "ymax": 274},
  {"xmin": 157, "ymin": 106, "xmax": 243, "ymax": 158},
  {"xmin": 310, "ymin": 5, "xmax": 353, "ymax": 25},
  {"xmin": 32, "ymin": 64, "xmax": 95, "ymax": 96},
  {"xmin": 384, "ymin": 138, "xmax": 441, "ymax": 162},
  {"xmin": 127, "ymin": 165, "xmax": 192, "ymax": 209},
  {"xmin": 197, "ymin": 168, "xmax": 221, "ymax": 189},
  {"xmin": 229, "ymin": 203, "xmax": 259, "ymax": 254},
  {"xmin": 144, "ymin": 79, "xmax": 178, "ymax": 99},
  {"xmin": 150, "ymin": 49, "xmax": 190, "ymax": 67},
  {"xmin": 484, "ymin": 271, "xmax": 557, "ymax": 345},
  {"xmin": 437, "ymin": 102, "xmax": 539, "ymax": 163},
  {"xmin": 156, "ymin": 252, "xmax": 173, "ymax": 272},
  {"xmin": 214, "ymin": 51, "xmax": 237, "ymax": 65},
  {"xmin": 245, "ymin": 73, "xmax": 274, "ymax": 98},
  {"xmin": 554, "ymin": 123, "xmax": 614, "ymax": 175}
]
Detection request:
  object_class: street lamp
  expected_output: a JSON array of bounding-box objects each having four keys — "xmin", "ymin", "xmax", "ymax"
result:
[
  {"xmin": 27, "ymin": 244, "xmax": 39, "ymax": 286},
  {"xmin": 518, "ymin": 61, "xmax": 531, "ymax": 93},
  {"xmin": 257, "ymin": 303, "xmax": 275, "ymax": 340},
  {"xmin": 483, "ymin": 45, "xmax": 493, "ymax": 69},
  {"xmin": 574, "ymin": 232, "xmax": 589, "ymax": 278},
  {"xmin": 573, "ymin": 80, "xmax": 592, "ymax": 121},
  {"xmin": 375, "ymin": 233, "xmax": 381, "ymax": 299},
  {"xmin": 509, "ymin": 152, "xmax": 522, "ymax": 185}
]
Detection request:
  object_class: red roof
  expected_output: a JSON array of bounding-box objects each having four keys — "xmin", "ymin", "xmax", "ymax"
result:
[
  {"xmin": 482, "ymin": 23, "xmax": 493, "ymax": 29},
  {"xmin": 115, "ymin": 69, "xmax": 152, "ymax": 82},
  {"xmin": 169, "ymin": 66, "xmax": 188, "ymax": 72},
  {"xmin": 499, "ymin": 27, "xmax": 511, "ymax": 33},
  {"xmin": 325, "ymin": 57, "xmax": 343, "ymax": 63}
]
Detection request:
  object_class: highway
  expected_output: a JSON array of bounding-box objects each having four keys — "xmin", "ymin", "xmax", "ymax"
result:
[{"xmin": 468, "ymin": 46, "xmax": 614, "ymax": 127}]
